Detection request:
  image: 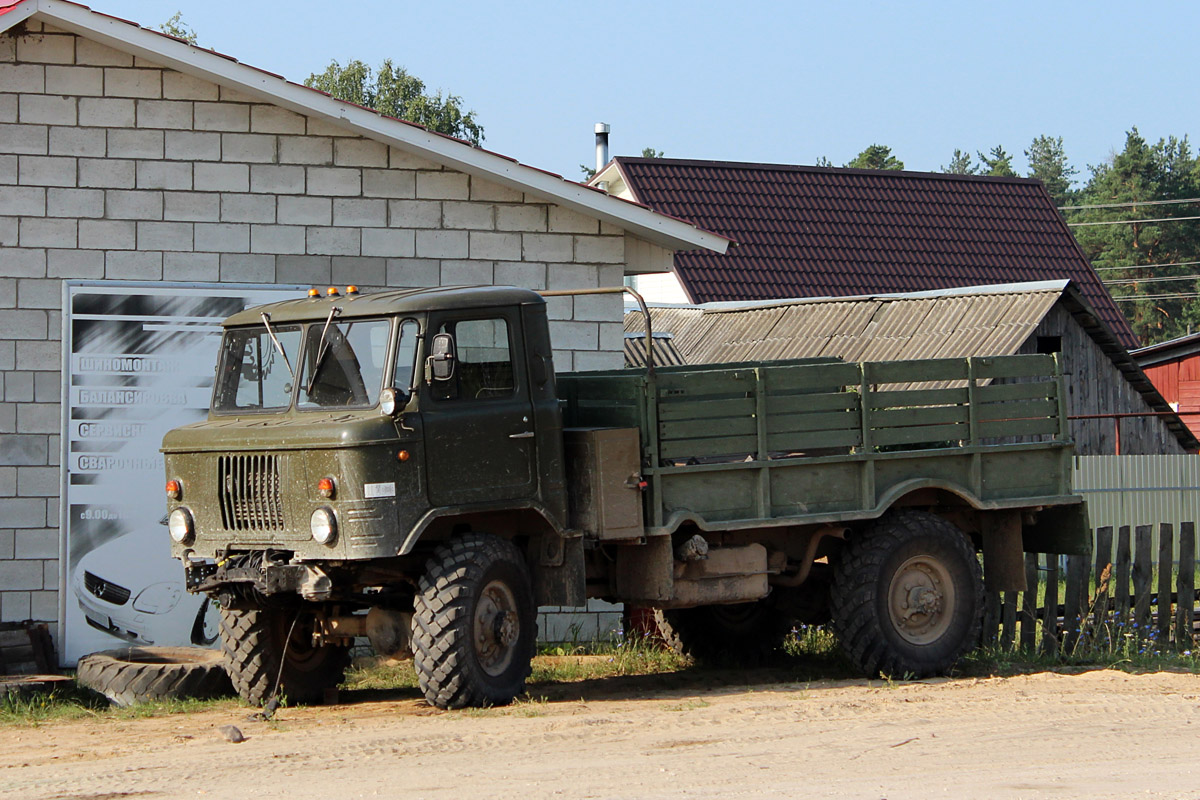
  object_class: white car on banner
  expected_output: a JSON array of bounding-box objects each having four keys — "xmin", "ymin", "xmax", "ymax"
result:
[{"xmin": 72, "ymin": 523, "xmax": 218, "ymax": 648}]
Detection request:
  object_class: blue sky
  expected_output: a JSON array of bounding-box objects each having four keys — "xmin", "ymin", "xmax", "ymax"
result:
[{"xmin": 91, "ymin": 1, "xmax": 1197, "ymax": 188}]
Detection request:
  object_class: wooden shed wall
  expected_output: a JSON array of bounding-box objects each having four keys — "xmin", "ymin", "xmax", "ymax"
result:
[{"xmin": 1021, "ymin": 305, "xmax": 1186, "ymax": 455}]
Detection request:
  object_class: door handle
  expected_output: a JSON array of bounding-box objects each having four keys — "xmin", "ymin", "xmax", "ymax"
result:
[{"xmin": 509, "ymin": 431, "xmax": 535, "ymax": 439}]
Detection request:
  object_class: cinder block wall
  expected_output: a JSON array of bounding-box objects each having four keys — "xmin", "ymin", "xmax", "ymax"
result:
[{"xmin": 0, "ymin": 21, "xmax": 629, "ymax": 644}]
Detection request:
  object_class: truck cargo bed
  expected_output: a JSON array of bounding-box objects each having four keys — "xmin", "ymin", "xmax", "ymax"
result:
[{"xmin": 558, "ymin": 354, "xmax": 1079, "ymax": 536}]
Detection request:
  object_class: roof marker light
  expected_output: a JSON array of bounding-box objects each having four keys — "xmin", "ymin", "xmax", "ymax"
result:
[
  {"xmin": 326, "ymin": 286, "xmax": 340, "ymax": 296},
  {"xmin": 346, "ymin": 285, "xmax": 359, "ymax": 295},
  {"xmin": 308, "ymin": 288, "xmax": 320, "ymax": 297}
]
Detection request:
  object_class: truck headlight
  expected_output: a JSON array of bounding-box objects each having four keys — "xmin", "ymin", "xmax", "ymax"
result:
[
  {"xmin": 311, "ymin": 507, "xmax": 337, "ymax": 545},
  {"xmin": 168, "ymin": 508, "xmax": 195, "ymax": 544}
]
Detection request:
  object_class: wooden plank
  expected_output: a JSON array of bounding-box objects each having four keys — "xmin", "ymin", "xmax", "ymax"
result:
[
  {"xmin": 767, "ymin": 361, "xmax": 862, "ymax": 393},
  {"xmin": 766, "ymin": 410, "xmax": 860, "ymax": 435},
  {"xmin": 972, "ymin": 353, "xmax": 1057, "ymax": 379},
  {"xmin": 1158, "ymin": 523, "xmax": 1174, "ymax": 646},
  {"xmin": 1020, "ymin": 553, "xmax": 1039, "ymax": 651},
  {"xmin": 1114, "ymin": 526, "xmax": 1132, "ymax": 628},
  {"xmin": 1133, "ymin": 525, "xmax": 1153, "ymax": 640},
  {"xmin": 657, "ymin": 368, "xmax": 756, "ymax": 395},
  {"xmin": 658, "ymin": 396, "xmax": 756, "ymax": 421},
  {"xmin": 1001, "ymin": 592, "xmax": 1017, "ymax": 650},
  {"xmin": 768, "ymin": 392, "xmax": 859, "ymax": 416},
  {"xmin": 865, "ymin": 358, "xmax": 968, "ymax": 386},
  {"xmin": 868, "ymin": 387, "xmax": 968, "ymax": 409},
  {"xmin": 975, "ymin": 380, "xmax": 1058, "ymax": 404},
  {"xmin": 871, "ymin": 422, "xmax": 968, "ymax": 448},
  {"xmin": 1176, "ymin": 521, "xmax": 1195, "ymax": 651},
  {"xmin": 977, "ymin": 417, "xmax": 1061, "ymax": 439},
  {"xmin": 767, "ymin": 428, "xmax": 862, "ymax": 452},
  {"xmin": 1063, "ymin": 553, "xmax": 1087, "ymax": 653},
  {"xmin": 974, "ymin": 397, "xmax": 1060, "ymax": 422},
  {"xmin": 870, "ymin": 405, "xmax": 970, "ymax": 429},
  {"xmin": 1092, "ymin": 526, "xmax": 1113, "ymax": 646},
  {"xmin": 661, "ymin": 416, "xmax": 757, "ymax": 441},
  {"xmin": 982, "ymin": 590, "xmax": 1001, "ymax": 648},
  {"xmin": 1042, "ymin": 555, "xmax": 1059, "ymax": 656},
  {"xmin": 659, "ymin": 434, "xmax": 756, "ymax": 460}
]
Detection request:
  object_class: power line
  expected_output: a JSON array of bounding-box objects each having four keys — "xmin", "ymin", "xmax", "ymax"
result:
[
  {"xmin": 1060, "ymin": 197, "xmax": 1200, "ymax": 211},
  {"xmin": 1094, "ymin": 263, "xmax": 1200, "ymax": 277},
  {"xmin": 1114, "ymin": 293, "xmax": 1200, "ymax": 302},
  {"xmin": 1068, "ymin": 215, "xmax": 1200, "ymax": 227},
  {"xmin": 1103, "ymin": 274, "xmax": 1200, "ymax": 286}
]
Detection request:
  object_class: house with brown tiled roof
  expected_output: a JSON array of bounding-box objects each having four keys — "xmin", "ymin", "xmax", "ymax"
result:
[{"xmin": 592, "ymin": 157, "xmax": 1138, "ymax": 350}]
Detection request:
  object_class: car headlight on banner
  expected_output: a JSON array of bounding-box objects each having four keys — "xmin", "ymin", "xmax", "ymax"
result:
[
  {"xmin": 168, "ymin": 508, "xmax": 195, "ymax": 544},
  {"xmin": 132, "ymin": 581, "xmax": 182, "ymax": 614}
]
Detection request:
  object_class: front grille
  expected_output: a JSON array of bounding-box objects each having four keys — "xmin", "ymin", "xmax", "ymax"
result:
[
  {"xmin": 218, "ymin": 454, "xmax": 284, "ymax": 531},
  {"xmin": 84, "ymin": 571, "xmax": 131, "ymax": 605}
]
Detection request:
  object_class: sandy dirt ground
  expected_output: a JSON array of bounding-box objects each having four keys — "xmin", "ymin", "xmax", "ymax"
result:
[{"xmin": 4, "ymin": 667, "xmax": 1200, "ymax": 800}]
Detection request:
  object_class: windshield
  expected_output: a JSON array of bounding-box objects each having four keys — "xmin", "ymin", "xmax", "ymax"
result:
[
  {"xmin": 213, "ymin": 325, "xmax": 301, "ymax": 412},
  {"xmin": 298, "ymin": 318, "xmax": 391, "ymax": 409}
]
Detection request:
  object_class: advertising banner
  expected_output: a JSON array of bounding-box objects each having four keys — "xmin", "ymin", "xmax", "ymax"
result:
[{"xmin": 60, "ymin": 282, "xmax": 302, "ymax": 665}]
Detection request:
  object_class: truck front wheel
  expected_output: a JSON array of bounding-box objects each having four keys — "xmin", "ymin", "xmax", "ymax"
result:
[
  {"xmin": 830, "ymin": 511, "xmax": 983, "ymax": 678},
  {"xmin": 219, "ymin": 606, "xmax": 349, "ymax": 706},
  {"xmin": 413, "ymin": 533, "xmax": 537, "ymax": 709}
]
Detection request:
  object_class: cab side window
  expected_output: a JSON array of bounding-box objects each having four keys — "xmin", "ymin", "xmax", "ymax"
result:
[{"xmin": 433, "ymin": 317, "xmax": 514, "ymax": 401}]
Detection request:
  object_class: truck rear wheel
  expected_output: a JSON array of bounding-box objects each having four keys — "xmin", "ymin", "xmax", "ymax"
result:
[
  {"xmin": 654, "ymin": 599, "xmax": 789, "ymax": 665},
  {"xmin": 219, "ymin": 606, "xmax": 349, "ymax": 706},
  {"xmin": 830, "ymin": 510, "xmax": 983, "ymax": 678},
  {"xmin": 413, "ymin": 533, "xmax": 536, "ymax": 709}
]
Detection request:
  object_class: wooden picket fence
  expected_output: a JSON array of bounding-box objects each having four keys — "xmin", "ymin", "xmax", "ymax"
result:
[{"xmin": 980, "ymin": 522, "xmax": 1198, "ymax": 655}]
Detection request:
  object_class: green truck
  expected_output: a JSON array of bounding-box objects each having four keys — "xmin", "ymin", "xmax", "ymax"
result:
[{"xmin": 162, "ymin": 285, "xmax": 1088, "ymax": 709}]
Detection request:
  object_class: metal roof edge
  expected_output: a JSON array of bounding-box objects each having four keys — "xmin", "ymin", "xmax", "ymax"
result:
[
  {"xmin": 21, "ymin": 0, "xmax": 727, "ymax": 255},
  {"xmin": 695, "ymin": 280, "xmax": 1071, "ymax": 314},
  {"xmin": 1131, "ymin": 332, "xmax": 1200, "ymax": 367}
]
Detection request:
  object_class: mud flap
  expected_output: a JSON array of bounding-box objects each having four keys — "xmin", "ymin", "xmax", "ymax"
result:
[{"xmin": 1022, "ymin": 501, "xmax": 1092, "ymax": 556}]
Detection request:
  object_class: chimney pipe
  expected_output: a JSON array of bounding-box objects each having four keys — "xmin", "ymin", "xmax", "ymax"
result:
[{"xmin": 594, "ymin": 122, "xmax": 610, "ymax": 186}]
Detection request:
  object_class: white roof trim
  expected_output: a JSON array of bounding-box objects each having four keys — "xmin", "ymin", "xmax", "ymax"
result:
[
  {"xmin": 695, "ymin": 280, "xmax": 1073, "ymax": 313},
  {"xmin": 7, "ymin": 0, "xmax": 727, "ymax": 255}
]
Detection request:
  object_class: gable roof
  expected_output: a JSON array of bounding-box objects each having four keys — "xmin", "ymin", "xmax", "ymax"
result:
[
  {"xmin": 1132, "ymin": 331, "xmax": 1200, "ymax": 369},
  {"xmin": 0, "ymin": 0, "xmax": 728, "ymax": 255},
  {"xmin": 599, "ymin": 156, "xmax": 1135, "ymax": 349},
  {"xmin": 623, "ymin": 281, "xmax": 1196, "ymax": 451}
]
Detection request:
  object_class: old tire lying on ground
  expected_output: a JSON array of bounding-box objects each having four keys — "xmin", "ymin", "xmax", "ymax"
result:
[
  {"xmin": 220, "ymin": 606, "xmax": 349, "ymax": 706},
  {"xmin": 75, "ymin": 646, "xmax": 231, "ymax": 707},
  {"xmin": 413, "ymin": 533, "xmax": 537, "ymax": 709},
  {"xmin": 654, "ymin": 599, "xmax": 791, "ymax": 665},
  {"xmin": 830, "ymin": 510, "xmax": 984, "ymax": 678}
]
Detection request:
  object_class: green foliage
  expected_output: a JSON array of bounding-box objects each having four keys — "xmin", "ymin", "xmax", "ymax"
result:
[
  {"xmin": 1026, "ymin": 135, "xmax": 1078, "ymax": 206},
  {"xmin": 305, "ymin": 59, "xmax": 484, "ymax": 146},
  {"xmin": 640, "ymin": 147, "xmax": 665, "ymax": 159},
  {"xmin": 942, "ymin": 148, "xmax": 978, "ymax": 175},
  {"xmin": 846, "ymin": 144, "xmax": 904, "ymax": 170},
  {"xmin": 1069, "ymin": 128, "xmax": 1200, "ymax": 343},
  {"xmin": 158, "ymin": 11, "xmax": 198, "ymax": 44},
  {"xmin": 977, "ymin": 145, "xmax": 1017, "ymax": 177}
]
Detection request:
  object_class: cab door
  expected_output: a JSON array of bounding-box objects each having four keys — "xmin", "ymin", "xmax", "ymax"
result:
[{"xmin": 420, "ymin": 309, "xmax": 537, "ymax": 506}]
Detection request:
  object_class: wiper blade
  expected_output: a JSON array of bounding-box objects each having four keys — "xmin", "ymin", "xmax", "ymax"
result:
[
  {"xmin": 259, "ymin": 312, "xmax": 294, "ymax": 379},
  {"xmin": 305, "ymin": 305, "xmax": 342, "ymax": 396}
]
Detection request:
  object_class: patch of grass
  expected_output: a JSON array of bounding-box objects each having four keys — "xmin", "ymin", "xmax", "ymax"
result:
[
  {"xmin": 531, "ymin": 634, "xmax": 688, "ymax": 685},
  {"xmin": 341, "ymin": 659, "xmax": 419, "ymax": 691},
  {"xmin": 1, "ymin": 683, "xmax": 234, "ymax": 727}
]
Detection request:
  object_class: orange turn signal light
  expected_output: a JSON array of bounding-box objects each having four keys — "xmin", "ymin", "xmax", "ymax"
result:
[
  {"xmin": 317, "ymin": 477, "xmax": 335, "ymax": 498},
  {"xmin": 165, "ymin": 479, "xmax": 181, "ymax": 500},
  {"xmin": 397, "ymin": 450, "xmax": 410, "ymax": 462}
]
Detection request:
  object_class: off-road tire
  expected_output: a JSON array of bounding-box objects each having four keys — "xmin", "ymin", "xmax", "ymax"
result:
[
  {"xmin": 75, "ymin": 646, "xmax": 231, "ymax": 707},
  {"xmin": 654, "ymin": 599, "xmax": 791, "ymax": 665},
  {"xmin": 830, "ymin": 510, "xmax": 983, "ymax": 678},
  {"xmin": 413, "ymin": 534, "xmax": 536, "ymax": 709},
  {"xmin": 219, "ymin": 607, "xmax": 349, "ymax": 706}
]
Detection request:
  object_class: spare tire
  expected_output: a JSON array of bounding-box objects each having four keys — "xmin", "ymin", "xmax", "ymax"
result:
[{"xmin": 76, "ymin": 646, "xmax": 232, "ymax": 707}]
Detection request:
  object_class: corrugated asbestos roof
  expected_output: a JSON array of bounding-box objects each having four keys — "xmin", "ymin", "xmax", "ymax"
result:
[
  {"xmin": 624, "ymin": 283, "xmax": 1061, "ymax": 365},
  {"xmin": 610, "ymin": 157, "xmax": 1138, "ymax": 350},
  {"xmin": 621, "ymin": 282, "xmax": 1198, "ymax": 451}
]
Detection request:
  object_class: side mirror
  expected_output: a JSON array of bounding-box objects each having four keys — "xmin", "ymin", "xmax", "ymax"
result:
[{"xmin": 425, "ymin": 332, "xmax": 456, "ymax": 383}]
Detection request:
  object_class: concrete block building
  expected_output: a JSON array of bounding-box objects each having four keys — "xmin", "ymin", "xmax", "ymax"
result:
[{"xmin": 0, "ymin": 0, "xmax": 726, "ymax": 652}]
